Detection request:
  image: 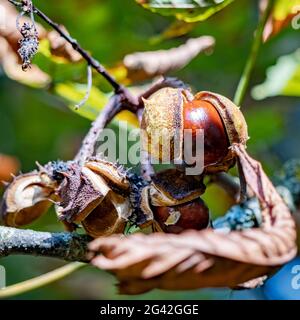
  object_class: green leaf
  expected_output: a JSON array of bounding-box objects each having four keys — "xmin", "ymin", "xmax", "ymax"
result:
[
  {"xmin": 252, "ymin": 49, "xmax": 300, "ymax": 100},
  {"xmin": 136, "ymin": 0, "xmax": 235, "ymax": 22}
]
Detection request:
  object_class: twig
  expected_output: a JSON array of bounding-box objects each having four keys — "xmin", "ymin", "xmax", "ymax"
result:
[
  {"xmin": 7, "ymin": 0, "xmax": 141, "ymax": 163},
  {"xmin": 233, "ymin": 0, "xmax": 275, "ymax": 106},
  {"xmin": 7, "ymin": 0, "xmax": 138, "ymax": 104},
  {"xmin": 8, "ymin": 0, "xmax": 121, "ymax": 92},
  {"xmin": 74, "ymin": 94, "xmax": 127, "ymax": 164}
]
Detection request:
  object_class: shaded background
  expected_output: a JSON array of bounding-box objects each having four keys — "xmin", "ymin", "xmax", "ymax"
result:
[{"xmin": 0, "ymin": 0, "xmax": 299, "ymax": 299}]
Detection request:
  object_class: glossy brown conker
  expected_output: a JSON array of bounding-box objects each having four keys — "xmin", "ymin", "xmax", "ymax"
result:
[
  {"xmin": 153, "ymin": 197, "xmax": 210, "ymax": 234},
  {"xmin": 183, "ymin": 99, "xmax": 229, "ymax": 168}
]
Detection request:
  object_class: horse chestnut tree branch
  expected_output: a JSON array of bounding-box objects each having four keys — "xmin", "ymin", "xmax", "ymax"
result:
[{"xmin": 0, "ymin": 0, "xmax": 297, "ymax": 296}]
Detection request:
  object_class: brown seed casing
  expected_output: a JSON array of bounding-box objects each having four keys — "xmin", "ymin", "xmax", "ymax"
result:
[{"xmin": 0, "ymin": 172, "xmax": 55, "ymax": 227}]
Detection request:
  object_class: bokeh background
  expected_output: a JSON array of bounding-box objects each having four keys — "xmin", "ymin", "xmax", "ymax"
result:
[{"xmin": 0, "ymin": 0, "xmax": 299, "ymax": 299}]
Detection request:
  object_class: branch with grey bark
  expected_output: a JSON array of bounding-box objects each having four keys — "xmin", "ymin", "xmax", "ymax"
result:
[
  {"xmin": 0, "ymin": 157, "xmax": 299, "ymax": 263},
  {"xmin": 0, "ymin": 226, "xmax": 91, "ymax": 262}
]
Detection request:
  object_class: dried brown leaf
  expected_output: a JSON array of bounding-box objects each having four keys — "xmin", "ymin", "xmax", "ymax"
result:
[
  {"xmin": 89, "ymin": 145, "xmax": 297, "ymax": 294},
  {"xmin": 122, "ymin": 36, "xmax": 215, "ymax": 83}
]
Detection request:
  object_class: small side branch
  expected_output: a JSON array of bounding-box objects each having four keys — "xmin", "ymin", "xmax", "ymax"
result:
[
  {"xmin": 32, "ymin": 4, "xmax": 120, "ymax": 92},
  {"xmin": 74, "ymin": 94, "xmax": 123, "ymax": 164}
]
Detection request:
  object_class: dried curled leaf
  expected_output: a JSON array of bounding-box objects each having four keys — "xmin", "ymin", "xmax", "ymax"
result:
[
  {"xmin": 123, "ymin": 36, "xmax": 215, "ymax": 83},
  {"xmin": 0, "ymin": 172, "xmax": 55, "ymax": 227},
  {"xmin": 89, "ymin": 145, "xmax": 297, "ymax": 294}
]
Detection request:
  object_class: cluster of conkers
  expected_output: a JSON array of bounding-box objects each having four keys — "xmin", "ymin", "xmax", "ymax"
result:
[
  {"xmin": 140, "ymin": 87, "xmax": 248, "ymax": 233},
  {"xmin": 0, "ymin": 87, "xmax": 249, "ymax": 237}
]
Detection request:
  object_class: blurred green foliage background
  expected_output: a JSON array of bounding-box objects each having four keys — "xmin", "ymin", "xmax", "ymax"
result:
[{"xmin": 0, "ymin": 0, "xmax": 299, "ymax": 299}]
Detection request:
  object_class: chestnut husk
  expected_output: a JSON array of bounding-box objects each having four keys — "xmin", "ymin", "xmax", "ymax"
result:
[
  {"xmin": 141, "ymin": 87, "xmax": 249, "ymax": 173},
  {"xmin": 55, "ymin": 159, "xmax": 132, "ymax": 238},
  {"xmin": 140, "ymin": 168, "xmax": 207, "ymax": 233},
  {"xmin": 0, "ymin": 171, "xmax": 56, "ymax": 227}
]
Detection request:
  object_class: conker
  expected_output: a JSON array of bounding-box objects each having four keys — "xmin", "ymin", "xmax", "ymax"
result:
[
  {"xmin": 183, "ymin": 99, "xmax": 229, "ymax": 168},
  {"xmin": 141, "ymin": 88, "xmax": 248, "ymax": 173},
  {"xmin": 153, "ymin": 198, "xmax": 210, "ymax": 234}
]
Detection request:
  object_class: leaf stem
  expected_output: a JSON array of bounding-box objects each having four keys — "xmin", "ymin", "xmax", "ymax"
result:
[
  {"xmin": 233, "ymin": 0, "xmax": 274, "ymax": 106},
  {"xmin": 0, "ymin": 262, "xmax": 85, "ymax": 298}
]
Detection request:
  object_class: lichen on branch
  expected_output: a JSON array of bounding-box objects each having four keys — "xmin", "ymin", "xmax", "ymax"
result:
[{"xmin": 0, "ymin": 226, "xmax": 91, "ymax": 262}]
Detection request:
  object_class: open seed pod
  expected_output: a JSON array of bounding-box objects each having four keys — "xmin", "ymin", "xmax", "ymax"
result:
[
  {"xmin": 0, "ymin": 171, "xmax": 55, "ymax": 227},
  {"xmin": 85, "ymin": 158, "xmax": 130, "ymax": 191},
  {"xmin": 55, "ymin": 159, "xmax": 132, "ymax": 237},
  {"xmin": 141, "ymin": 87, "xmax": 249, "ymax": 174},
  {"xmin": 149, "ymin": 168, "xmax": 206, "ymax": 206},
  {"xmin": 140, "ymin": 168, "xmax": 208, "ymax": 233}
]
